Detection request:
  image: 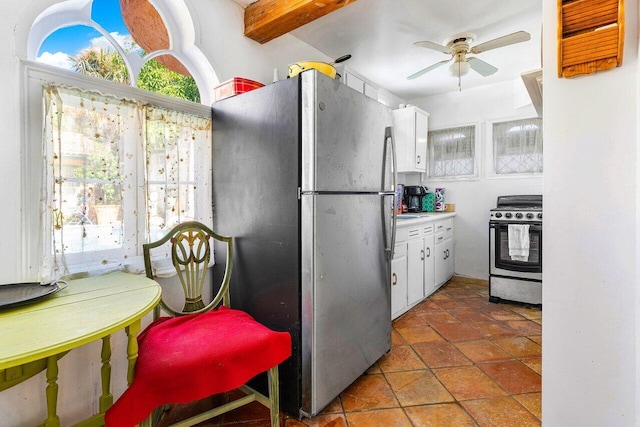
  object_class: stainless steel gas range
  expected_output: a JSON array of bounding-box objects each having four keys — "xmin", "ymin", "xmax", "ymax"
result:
[{"xmin": 489, "ymin": 195, "xmax": 542, "ymax": 305}]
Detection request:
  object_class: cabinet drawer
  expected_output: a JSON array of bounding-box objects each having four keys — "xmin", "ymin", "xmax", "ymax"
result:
[
  {"xmin": 422, "ymin": 224, "xmax": 434, "ymax": 235},
  {"xmin": 435, "ymin": 218, "xmax": 453, "ymax": 241},
  {"xmin": 407, "ymin": 227, "xmax": 421, "ymax": 239}
]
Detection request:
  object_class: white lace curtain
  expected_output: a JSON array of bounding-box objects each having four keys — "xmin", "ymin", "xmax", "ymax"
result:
[
  {"xmin": 428, "ymin": 125, "xmax": 476, "ymax": 178},
  {"xmin": 41, "ymin": 84, "xmax": 212, "ymax": 282},
  {"xmin": 493, "ymin": 118, "xmax": 543, "ymax": 174}
]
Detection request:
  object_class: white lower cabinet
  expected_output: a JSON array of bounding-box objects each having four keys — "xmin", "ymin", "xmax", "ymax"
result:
[
  {"xmin": 392, "ymin": 214, "xmax": 455, "ymax": 320},
  {"xmin": 391, "ymin": 231, "xmax": 408, "ymax": 319},
  {"xmin": 423, "ymin": 224, "xmax": 436, "ymax": 297},
  {"xmin": 407, "ymin": 227, "xmax": 425, "ymax": 306},
  {"xmin": 434, "ymin": 218, "xmax": 455, "ymax": 288}
]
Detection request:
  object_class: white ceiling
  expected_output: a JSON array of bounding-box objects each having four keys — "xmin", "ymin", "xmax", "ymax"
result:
[{"xmin": 240, "ymin": 0, "xmax": 542, "ymax": 101}]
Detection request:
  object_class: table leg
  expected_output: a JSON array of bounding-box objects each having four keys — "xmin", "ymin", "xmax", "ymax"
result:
[
  {"xmin": 43, "ymin": 355, "xmax": 60, "ymax": 427},
  {"xmin": 99, "ymin": 335, "xmax": 113, "ymax": 413},
  {"xmin": 125, "ymin": 320, "xmax": 141, "ymax": 385}
]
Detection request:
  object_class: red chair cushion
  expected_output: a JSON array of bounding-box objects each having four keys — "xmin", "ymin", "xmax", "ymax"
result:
[{"xmin": 105, "ymin": 306, "xmax": 291, "ymax": 427}]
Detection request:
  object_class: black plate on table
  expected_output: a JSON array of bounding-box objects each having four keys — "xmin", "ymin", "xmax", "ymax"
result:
[{"xmin": 0, "ymin": 281, "xmax": 67, "ymax": 309}]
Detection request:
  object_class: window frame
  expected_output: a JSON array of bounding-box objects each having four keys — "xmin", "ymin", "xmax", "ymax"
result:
[
  {"xmin": 484, "ymin": 115, "xmax": 543, "ymax": 179},
  {"xmin": 21, "ymin": 60, "xmax": 212, "ymax": 279},
  {"xmin": 427, "ymin": 121, "xmax": 481, "ymax": 181}
]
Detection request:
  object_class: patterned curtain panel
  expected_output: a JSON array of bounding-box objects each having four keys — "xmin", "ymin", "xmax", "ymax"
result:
[
  {"xmin": 493, "ymin": 118, "xmax": 543, "ymax": 174},
  {"xmin": 428, "ymin": 125, "xmax": 476, "ymax": 178},
  {"xmin": 41, "ymin": 85, "xmax": 211, "ymax": 282},
  {"xmin": 144, "ymin": 106, "xmax": 213, "ymax": 277}
]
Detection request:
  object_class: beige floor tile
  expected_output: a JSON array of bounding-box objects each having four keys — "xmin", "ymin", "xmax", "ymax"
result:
[
  {"xmin": 514, "ymin": 392, "xmax": 542, "ymax": 420},
  {"xmin": 462, "ymin": 396, "xmax": 540, "ymax": 426},
  {"xmin": 493, "ymin": 336, "xmax": 542, "ymax": 358},
  {"xmin": 345, "ymin": 408, "xmax": 412, "ymax": 427},
  {"xmin": 404, "ymin": 403, "xmax": 477, "ymax": 427},
  {"xmin": 479, "ymin": 361, "xmax": 541, "ymax": 394},
  {"xmin": 395, "ymin": 324, "xmax": 444, "ymax": 345},
  {"xmin": 385, "ymin": 370, "xmax": 454, "ymax": 406},
  {"xmin": 433, "ymin": 366, "xmax": 506, "ymax": 401},
  {"xmin": 412, "ymin": 341, "xmax": 473, "ymax": 368},
  {"xmin": 377, "ymin": 345, "xmax": 426, "ymax": 372},
  {"xmin": 340, "ymin": 373, "xmax": 398, "ymax": 411},
  {"xmin": 454, "ymin": 339, "xmax": 513, "ymax": 363}
]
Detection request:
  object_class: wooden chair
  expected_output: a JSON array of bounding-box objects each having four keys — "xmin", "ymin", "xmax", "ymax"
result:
[{"xmin": 105, "ymin": 221, "xmax": 291, "ymax": 427}]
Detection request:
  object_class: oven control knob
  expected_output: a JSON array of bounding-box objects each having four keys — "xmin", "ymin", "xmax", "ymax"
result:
[
  {"xmin": 526, "ymin": 213, "xmax": 534, "ymax": 219},
  {"xmin": 505, "ymin": 212, "xmax": 512, "ymax": 219},
  {"xmin": 537, "ymin": 213, "xmax": 543, "ymax": 219},
  {"xmin": 495, "ymin": 212, "xmax": 502, "ymax": 218},
  {"xmin": 515, "ymin": 213, "xmax": 523, "ymax": 219}
]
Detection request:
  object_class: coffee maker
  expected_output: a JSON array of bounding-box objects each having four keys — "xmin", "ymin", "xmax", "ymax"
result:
[{"xmin": 404, "ymin": 186, "xmax": 428, "ymax": 212}]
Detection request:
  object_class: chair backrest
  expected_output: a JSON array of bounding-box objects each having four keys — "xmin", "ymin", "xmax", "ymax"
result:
[{"xmin": 143, "ymin": 221, "xmax": 233, "ymax": 318}]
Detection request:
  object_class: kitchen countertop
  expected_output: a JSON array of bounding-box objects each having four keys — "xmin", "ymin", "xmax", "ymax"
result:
[{"xmin": 395, "ymin": 212, "xmax": 456, "ymax": 225}]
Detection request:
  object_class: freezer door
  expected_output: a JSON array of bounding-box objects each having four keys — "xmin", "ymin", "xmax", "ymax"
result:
[
  {"xmin": 301, "ymin": 71, "xmax": 393, "ymax": 193},
  {"xmin": 301, "ymin": 193, "xmax": 391, "ymax": 416}
]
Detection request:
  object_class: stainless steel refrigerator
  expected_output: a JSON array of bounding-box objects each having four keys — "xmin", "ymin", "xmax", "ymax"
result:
[{"xmin": 211, "ymin": 70, "xmax": 397, "ymax": 417}]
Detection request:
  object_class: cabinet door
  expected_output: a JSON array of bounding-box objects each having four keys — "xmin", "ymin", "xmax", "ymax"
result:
[
  {"xmin": 407, "ymin": 238, "xmax": 425, "ymax": 305},
  {"xmin": 435, "ymin": 238, "xmax": 454, "ymax": 288},
  {"xmin": 435, "ymin": 239, "xmax": 448, "ymax": 287},
  {"xmin": 364, "ymin": 83, "xmax": 378, "ymax": 100},
  {"xmin": 423, "ymin": 233, "xmax": 436, "ymax": 296},
  {"xmin": 392, "ymin": 106, "xmax": 429, "ymax": 173},
  {"xmin": 345, "ymin": 72, "xmax": 365, "ymax": 93},
  {"xmin": 445, "ymin": 239, "xmax": 454, "ymax": 280},
  {"xmin": 414, "ymin": 109, "xmax": 428, "ymax": 172},
  {"xmin": 391, "ymin": 244, "xmax": 408, "ymax": 319}
]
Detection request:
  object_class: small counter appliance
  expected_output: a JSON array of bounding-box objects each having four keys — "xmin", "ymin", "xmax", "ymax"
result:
[{"xmin": 403, "ymin": 186, "xmax": 428, "ymax": 212}]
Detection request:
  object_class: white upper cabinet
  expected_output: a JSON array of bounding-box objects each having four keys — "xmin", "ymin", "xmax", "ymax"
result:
[
  {"xmin": 344, "ymin": 72, "xmax": 364, "ymax": 93},
  {"xmin": 392, "ymin": 106, "xmax": 429, "ymax": 173}
]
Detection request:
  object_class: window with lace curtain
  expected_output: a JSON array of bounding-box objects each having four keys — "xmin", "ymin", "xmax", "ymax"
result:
[
  {"xmin": 40, "ymin": 82, "xmax": 211, "ymax": 281},
  {"xmin": 428, "ymin": 125, "xmax": 477, "ymax": 179},
  {"xmin": 492, "ymin": 118, "xmax": 543, "ymax": 174}
]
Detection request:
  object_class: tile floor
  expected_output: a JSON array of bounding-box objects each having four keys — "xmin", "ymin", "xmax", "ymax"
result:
[{"xmin": 160, "ymin": 277, "xmax": 542, "ymax": 426}]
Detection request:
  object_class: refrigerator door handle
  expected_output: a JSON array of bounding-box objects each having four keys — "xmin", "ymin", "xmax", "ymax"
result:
[{"xmin": 381, "ymin": 126, "xmax": 397, "ymax": 260}]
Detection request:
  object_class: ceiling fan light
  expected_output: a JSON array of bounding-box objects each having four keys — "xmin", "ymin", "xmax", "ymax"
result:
[{"xmin": 449, "ymin": 61, "xmax": 470, "ymax": 77}]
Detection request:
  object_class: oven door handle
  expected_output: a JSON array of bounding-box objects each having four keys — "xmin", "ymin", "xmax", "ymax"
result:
[{"xmin": 490, "ymin": 223, "xmax": 542, "ymax": 232}]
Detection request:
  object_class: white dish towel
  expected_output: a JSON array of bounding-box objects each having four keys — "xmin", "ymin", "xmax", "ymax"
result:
[{"xmin": 508, "ymin": 224, "xmax": 530, "ymax": 262}]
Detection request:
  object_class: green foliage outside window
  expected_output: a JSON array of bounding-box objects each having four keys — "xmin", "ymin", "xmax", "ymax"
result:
[{"xmin": 70, "ymin": 48, "xmax": 200, "ymax": 103}]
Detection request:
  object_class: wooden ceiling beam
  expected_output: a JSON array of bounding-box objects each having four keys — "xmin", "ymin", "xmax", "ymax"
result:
[{"xmin": 244, "ymin": 0, "xmax": 356, "ymax": 44}]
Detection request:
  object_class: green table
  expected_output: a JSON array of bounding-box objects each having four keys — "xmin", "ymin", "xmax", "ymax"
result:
[{"xmin": 0, "ymin": 272, "xmax": 161, "ymax": 426}]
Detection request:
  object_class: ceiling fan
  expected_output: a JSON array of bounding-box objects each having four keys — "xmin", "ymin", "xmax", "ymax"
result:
[{"xmin": 407, "ymin": 31, "xmax": 531, "ymax": 90}]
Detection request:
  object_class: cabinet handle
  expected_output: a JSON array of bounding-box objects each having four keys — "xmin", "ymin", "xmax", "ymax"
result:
[
  {"xmin": 420, "ymin": 249, "xmax": 425, "ymax": 261},
  {"xmin": 416, "ymin": 155, "xmax": 421, "ymax": 164},
  {"xmin": 444, "ymin": 250, "xmax": 448, "ymax": 260},
  {"xmin": 426, "ymin": 247, "xmax": 431, "ymax": 257},
  {"xmin": 392, "ymin": 273, "xmax": 397, "ymax": 286},
  {"xmin": 446, "ymin": 227, "xmax": 452, "ymax": 231},
  {"xmin": 437, "ymin": 236, "xmax": 444, "ymax": 241}
]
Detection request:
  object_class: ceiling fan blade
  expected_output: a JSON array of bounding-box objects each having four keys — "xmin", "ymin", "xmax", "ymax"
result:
[
  {"xmin": 470, "ymin": 30, "xmax": 531, "ymax": 54},
  {"xmin": 468, "ymin": 57, "xmax": 498, "ymax": 76},
  {"xmin": 407, "ymin": 60, "xmax": 450, "ymax": 80},
  {"xmin": 414, "ymin": 40, "xmax": 452, "ymax": 54}
]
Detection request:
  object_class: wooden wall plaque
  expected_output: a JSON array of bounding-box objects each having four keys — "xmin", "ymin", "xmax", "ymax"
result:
[{"xmin": 558, "ymin": 0, "xmax": 624, "ymax": 78}]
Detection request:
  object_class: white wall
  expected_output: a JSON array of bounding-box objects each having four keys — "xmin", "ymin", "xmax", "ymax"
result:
[
  {"xmin": 402, "ymin": 80, "xmax": 543, "ymax": 280},
  {"xmin": 542, "ymin": 0, "xmax": 639, "ymax": 424},
  {"xmin": 1, "ymin": 1, "xmax": 331, "ymax": 425}
]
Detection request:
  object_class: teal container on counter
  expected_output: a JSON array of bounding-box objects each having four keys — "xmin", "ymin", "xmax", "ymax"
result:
[{"xmin": 422, "ymin": 192, "xmax": 435, "ymax": 212}]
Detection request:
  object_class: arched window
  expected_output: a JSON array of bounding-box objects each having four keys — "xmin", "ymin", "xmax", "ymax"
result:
[
  {"xmin": 28, "ymin": 0, "xmax": 218, "ymax": 105},
  {"xmin": 23, "ymin": 0, "xmax": 217, "ymax": 281}
]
